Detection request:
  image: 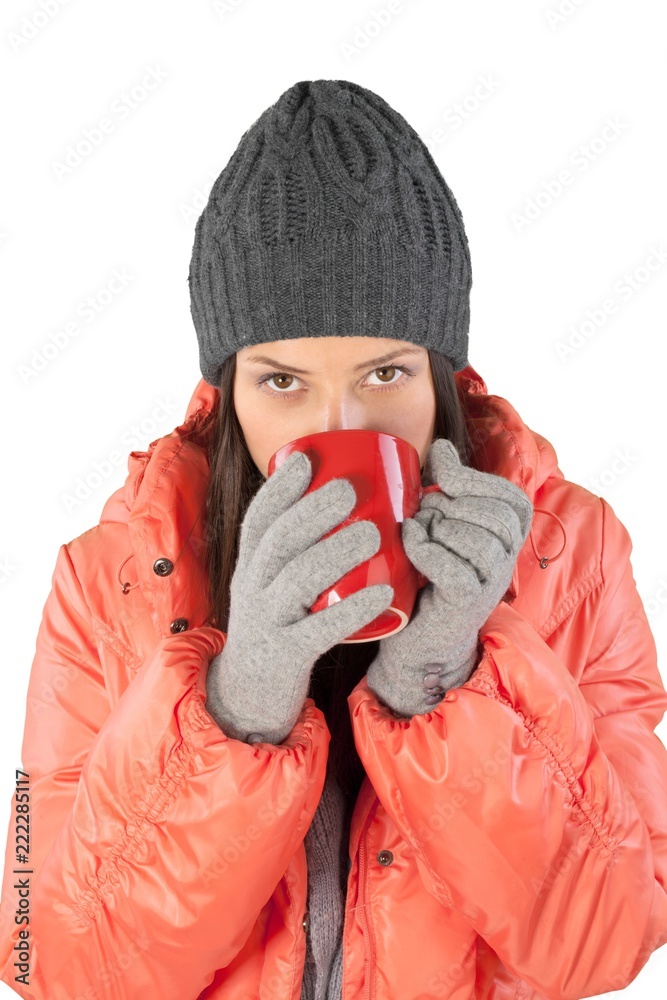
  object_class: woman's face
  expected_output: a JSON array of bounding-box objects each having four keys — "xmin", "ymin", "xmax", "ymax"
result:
[{"xmin": 233, "ymin": 336, "xmax": 437, "ymax": 478}]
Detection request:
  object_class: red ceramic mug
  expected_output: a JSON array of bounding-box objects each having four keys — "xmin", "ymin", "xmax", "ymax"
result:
[{"xmin": 267, "ymin": 429, "xmax": 440, "ymax": 643}]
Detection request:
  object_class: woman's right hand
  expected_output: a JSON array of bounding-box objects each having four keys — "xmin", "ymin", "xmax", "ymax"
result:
[{"xmin": 204, "ymin": 449, "xmax": 394, "ymax": 745}]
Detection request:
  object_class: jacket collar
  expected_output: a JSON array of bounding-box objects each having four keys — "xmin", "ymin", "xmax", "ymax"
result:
[
  {"xmin": 100, "ymin": 364, "xmax": 566, "ymax": 624},
  {"xmin": 454, "ymin": 364, "xmax": 566, "ymax": 600},
  {"xmin": 456, "ymin": 363, "xmax": 560, "ymax": 501},
  {"xmin": 101, "ymin": 379, "xmax": 219, "ymax": 634}
]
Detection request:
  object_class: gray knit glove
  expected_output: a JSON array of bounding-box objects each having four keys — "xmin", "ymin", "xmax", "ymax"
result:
[
  {"xmin": 205, "ymin": 450, "xmax": 394, "ymax": 745},
  {"xmin": 366, "ymin": 438, "xmax": 533, "ymax": 718}
]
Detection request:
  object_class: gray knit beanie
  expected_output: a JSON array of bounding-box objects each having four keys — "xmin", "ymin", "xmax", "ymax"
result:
[{"xmin": 188, "ymin": 79, "xmax": 472, "ymax": 388}]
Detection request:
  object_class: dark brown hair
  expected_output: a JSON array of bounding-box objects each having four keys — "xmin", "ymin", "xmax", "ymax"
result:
[{"xmin": 203, "ymin": 350, "xmax": 474, "ymax": 805}]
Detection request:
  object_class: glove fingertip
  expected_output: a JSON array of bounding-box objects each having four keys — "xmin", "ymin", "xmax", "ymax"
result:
[
  {"xmin": 424, "ymin": 437, "xmax": 461, "ymax": 487},
  {"xmin": 432, "ymin": 437, "xmax": 460, "ymax": 466},
  {"xmin": 402, "ymin": 516, "xmax": 428, "ymax": 548}
]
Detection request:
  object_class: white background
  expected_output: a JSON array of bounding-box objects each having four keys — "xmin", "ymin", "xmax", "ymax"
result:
[{"xmin": 1, "ymin": 0, "xmax": 666, "ymax": 996}]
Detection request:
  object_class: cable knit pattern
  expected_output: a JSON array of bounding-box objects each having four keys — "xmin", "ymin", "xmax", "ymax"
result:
[
  {"xmin": 189, "ymin": 79, "xmax": 472, "ymax": 387},
  {"xmin": 300, "ymin": 770, "xmax": 350, "ymax": 1000}
]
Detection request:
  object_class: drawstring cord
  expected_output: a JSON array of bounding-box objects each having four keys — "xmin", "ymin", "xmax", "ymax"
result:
[
  {"xmin": 529, "ymin": 507, "xmax": 567, "ymax": 568},
  {"xmin": 116, "ymin": 505, "xmax": 205, "ymax": 595},
  {"xmin": 117, "ymin": 553, "xmax": 140, "ymax": 594}
]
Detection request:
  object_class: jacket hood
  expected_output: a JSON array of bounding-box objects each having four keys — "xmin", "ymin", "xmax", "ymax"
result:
[{"xmin": 99, "ymin": 363, "xmax": 567, "ymax": 606}]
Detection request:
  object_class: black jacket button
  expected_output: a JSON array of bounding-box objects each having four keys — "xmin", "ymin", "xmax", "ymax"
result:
[
  {"xmin": 377, "ymin": 850, "xmax": 394, "ymax": 866},
  {"xmin": 153, "ymin": 558, "xmax": 174, "ymax": 576},
  {"xmin": 302, "ymin": 912, "xmax": 310, "ymax": 933},
  {"xmin": 170, "ymin": 618, "xmax": 189, "ymax": 633}
]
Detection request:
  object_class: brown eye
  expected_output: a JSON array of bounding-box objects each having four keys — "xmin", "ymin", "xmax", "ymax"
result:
[
  {"xmin": 375, "ymin": 366, "xmax": 396, "ymax": 383},
  {"xmin": 269, "ymin": 373, "xmax": 294, "ymax": 390}
]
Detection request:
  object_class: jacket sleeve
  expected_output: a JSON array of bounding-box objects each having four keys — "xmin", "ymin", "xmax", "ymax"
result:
[
  {"xmin": 0, "ymin": 542, "xmax": 329, "ymax": 1000},
  {"xmin": 349, "ymin": 496, "xmax": 667, "ymax": 1000}
]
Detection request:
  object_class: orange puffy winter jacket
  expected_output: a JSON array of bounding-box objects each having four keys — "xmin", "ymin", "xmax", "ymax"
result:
[{"xmin": 1, "ymin": 364, "xmax": 666, "ymax": 1000}]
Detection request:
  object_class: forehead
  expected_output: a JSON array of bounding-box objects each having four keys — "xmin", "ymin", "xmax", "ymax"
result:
[{"xmin": 237, "ymin": 336, "xmax": 425, "ymax": 364}]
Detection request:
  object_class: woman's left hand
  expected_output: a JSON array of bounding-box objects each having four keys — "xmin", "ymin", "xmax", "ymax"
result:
[{"xmin": 366, "ymin": 438, "xmax": 534, "ymax": 718}]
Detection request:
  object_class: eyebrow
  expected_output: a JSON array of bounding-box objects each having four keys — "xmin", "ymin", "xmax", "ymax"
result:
[{"xmin": 242, "ymin": 345, "xmax": 425, "ymax": 374}]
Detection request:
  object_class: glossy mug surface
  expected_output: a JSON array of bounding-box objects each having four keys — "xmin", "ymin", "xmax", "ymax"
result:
[{"xmin": 267, "ymin": 429, "xmax": 440, "ymax": 642}]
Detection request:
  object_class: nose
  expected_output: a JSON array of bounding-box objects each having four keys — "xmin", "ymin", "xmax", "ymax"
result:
[{"xmin": 315, "ymin": 394, "xmax": 367, "ymax": 434}]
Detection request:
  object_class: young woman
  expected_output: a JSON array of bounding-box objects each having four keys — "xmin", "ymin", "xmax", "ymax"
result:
[{"xmin": 1, "ymin": 79, "xmax": 666, "ymax": 1000}]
